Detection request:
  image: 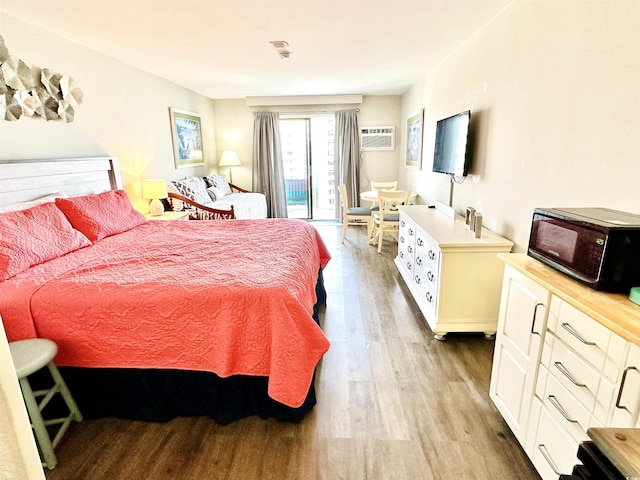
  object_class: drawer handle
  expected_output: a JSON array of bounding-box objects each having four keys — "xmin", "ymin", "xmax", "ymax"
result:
[
  {"xmin": 400, "ymin": 236, "xmax": 405, "ymax": 243},
  {"xmin": 416, "ymin": 257, "xmax": 423, "ymax": 266},
  {"xmin": 414, "ymin": 275, "xmax": 421, "ymax": 284},
  {"xmin": 408, "ymin": 228, "xmax": 414, "ymax": 235},
  {"xmin": 408, "ymin": 245, "xmax": 413, "ymax": 253},
  {"xmin": 426, "ymin": 292, "xmax": 433, "ymax": 303},
  {"xmin": 399, "ymin": 251, "xmax": 405, "ymax": 259},
  {"xmin": 615, "ymin": 366, "xmax": 638, "ymax": 411},
  {"xmin": 401, "ymin": 220, "xmax": 405, "ymax": 227},
  {"xmin": 548, "ymin": 395, "xmax": 578, "ymax": 424},
  {"xmin": 530, "ymin": 303, "xmax": 544, "ymax": 335},
  {"xmin": 561, "ymin": 323, "xmax": 596, "ymax": 345},
  {"xmin": 417, "ymin": 238, "xmax": 424, "ymax": 247},
  {"xmin": 537, "ymin": 444, "xmax": 562, "ymax": 476},
  {"xmin": 428, "ymin": 250, "xmax": 436, "ymax": 260},
  {"xmin": 554, "ymin": 362, "xmax": 586, "ymax": 388},
  {"xmin": 427, "ymin": 271, "xmax": 435, "ymax": 282},
  {"xmin": 407, "ymin": 262, "xmax": 412, "ymax": 270}
]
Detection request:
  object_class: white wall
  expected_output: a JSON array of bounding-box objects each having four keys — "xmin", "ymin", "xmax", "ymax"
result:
[
  {"xmin": 212, "ymin": 95, "xmax": 402, "ymax": 197},
  {"xmin": 399, "ymin": 0, "xmax": 640, "ymax": 251},
  {"xmin": 0, "ymin": 12, "xmax": 217, "ymax": 211}
]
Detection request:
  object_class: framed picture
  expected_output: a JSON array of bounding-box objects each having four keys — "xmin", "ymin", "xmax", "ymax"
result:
[
  {"xmin": 405, "ymin": 108, "xmax": 424, "ymax": 169},
  {"xmin": 169, "ymin": 107, "xmax": 204, "ymax": 168}
]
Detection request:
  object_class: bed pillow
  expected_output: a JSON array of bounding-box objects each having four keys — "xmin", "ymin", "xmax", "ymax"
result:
[
  {"xmin": 204, "ymin": 174, "xmax": 232, "ymax": 197},
  {"xmin": 55, "ymin": 190, "xmax": 147, "ymax": 242},
  {"xmin": 173, "ymin": 177, "xmax": 211, "ymax": 205},
  {"xmin": 0, "ymin": 191, "xmax": 67, "ymax": 214},
  {"xmin": 0, "ymin": 202, "xmax": 91, "ymax": 281}
]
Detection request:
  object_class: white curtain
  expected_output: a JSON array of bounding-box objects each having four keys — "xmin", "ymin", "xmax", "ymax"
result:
[
  {"xmin": 252, "ymin": 112, "xmax": 288, "ymax": 218},
  {"xmin": 335, "ymin": 109, "xmax": 360, "ymax": 207}
]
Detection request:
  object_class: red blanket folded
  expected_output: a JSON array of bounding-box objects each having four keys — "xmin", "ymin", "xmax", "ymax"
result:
[{"xmin": 0, "ymin": 219, "xmax": 331, "ymax": 407}]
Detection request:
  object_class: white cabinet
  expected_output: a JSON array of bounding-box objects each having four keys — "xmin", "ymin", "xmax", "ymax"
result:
[
  {"xmin": 491, "ymin": 254, "xmax": 640, "ymax": 480},
  {"xmin": 525, "ymin": 296, "xmax": 626, "ymax": 479},
  {"xmin": 394, "ymin": 206, "xmax": 513, "ymax": 340},
  {"xmin": 612, "ymin": 343, "xmax": 640, "ymax": 426},
  {"xmin": 489, "ymin": 265, "xmax": 550, "ymax": 444}
]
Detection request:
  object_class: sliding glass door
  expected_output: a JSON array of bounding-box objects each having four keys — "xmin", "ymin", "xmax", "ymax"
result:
[{"xmin": 280, "ymin": 115, "xmax": 336, "ymax": 220}]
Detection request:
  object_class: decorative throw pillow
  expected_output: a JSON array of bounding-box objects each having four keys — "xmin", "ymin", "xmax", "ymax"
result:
[
  {"xmin": 55, "ymin": 190, "xmax": 147, "ymax": 242},
  {"xmin": 0, "ymin": 202, "xmax": 91, "ymax": 281},
  {"xmin": 206, "ymin": 186, "xmax": 217, "ymax": 203},
  {"xmin": 173, "ymin": 177, "xmax": 211, "ymax": 205},
  {"xmin": 165, "ymin": 182, "xmax": 184, "ymax": 211},
  {"xmin": 204, "ymin": 174, "xmax": 232, "ymax": 197}
]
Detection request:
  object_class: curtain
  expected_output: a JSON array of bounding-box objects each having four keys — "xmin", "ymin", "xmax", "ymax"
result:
[
  {"xmin": 335, "ymin": 109, "xmax": 360, "ymax": 208},
  {"xmin": 252, "ymin": 112, "xmax": 287, "ymax": 218}
]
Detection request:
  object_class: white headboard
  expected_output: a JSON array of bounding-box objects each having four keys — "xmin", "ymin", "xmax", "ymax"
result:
[{"xmin": 0, "ymin": 157, "xmax": 122, "ymax": 208}]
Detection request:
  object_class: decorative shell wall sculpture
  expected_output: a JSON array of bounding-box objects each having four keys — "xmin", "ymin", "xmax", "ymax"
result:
[
  {"xmin": 2, "ymin": 55, "xmax": 34, "ymax": 92},
  {"xmin": 0, "ymin": 35, "xmax": 84, "ymax": 122},
  {"xmin": 15, "ymin": 90, "xmax": 40, "ymax": 117},
  {"xmin": 0, "ymin": 92, "xmax": 22, "ymax": 121}
]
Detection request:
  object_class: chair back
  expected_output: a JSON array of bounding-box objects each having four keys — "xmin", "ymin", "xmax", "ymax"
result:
[
  {"xmin": 371, "ymin": 180, "xmax": 398, "ymax": 191},
  {"xmin": 338, "ymin": 183, "xmax": 349, "ymax": 217},
  {"xmin": 377, "ymin": 190, "xmax": 410, "ymax": 216}
]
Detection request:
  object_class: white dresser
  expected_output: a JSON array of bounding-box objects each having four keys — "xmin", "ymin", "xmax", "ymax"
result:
[
  {"xmin": 394, "ymin": 206, "xmax": 513, "ymax": 340},
  {"xmin": 490, "ymin": 254, "xmax": 640, "ymax": 480}
]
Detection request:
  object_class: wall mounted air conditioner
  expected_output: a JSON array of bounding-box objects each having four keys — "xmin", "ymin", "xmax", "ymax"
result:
[{"xmin": 359, "ymin": 126, "xmax": 395, "ymax": 151}]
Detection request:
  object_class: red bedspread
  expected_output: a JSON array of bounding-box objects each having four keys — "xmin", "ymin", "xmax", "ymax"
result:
[{"xmin": 0, "ymin": 219, "xmax": 331, "ymax": 407}]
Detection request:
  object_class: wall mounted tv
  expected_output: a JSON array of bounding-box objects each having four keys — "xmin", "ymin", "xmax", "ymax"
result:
[{"xmin": 432, "ymin": 110, "xmax": 471, "ymax": 177}]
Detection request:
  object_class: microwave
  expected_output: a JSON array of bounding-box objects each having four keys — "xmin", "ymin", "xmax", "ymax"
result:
[{"xmin": 528, "ymin": 207, "xmax": 640, "ymax": 293}]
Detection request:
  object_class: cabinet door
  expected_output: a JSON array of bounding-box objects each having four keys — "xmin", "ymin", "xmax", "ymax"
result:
[
  {"xmin": 611, "ymin": 343, "xmax": 640, "ymax": 426},
  {"xmin": 490, "ymin": 265, "xmax": 551, "ymax": 443}
]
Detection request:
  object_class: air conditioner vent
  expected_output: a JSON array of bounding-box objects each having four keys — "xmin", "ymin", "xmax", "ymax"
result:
[{"xmin": 359, "ymin": 126, "xmax": 395, "ymax": 151}]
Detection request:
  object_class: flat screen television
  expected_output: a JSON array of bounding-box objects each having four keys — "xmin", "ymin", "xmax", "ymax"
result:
[{"xmin": 432, "ymin": 110, "xmax": 471, "ymax": 177}]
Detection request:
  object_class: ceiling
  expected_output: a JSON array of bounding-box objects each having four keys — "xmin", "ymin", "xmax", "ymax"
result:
[{"xmin": 0, "ymin": 0, "xmax": 512, "ymax": 100}]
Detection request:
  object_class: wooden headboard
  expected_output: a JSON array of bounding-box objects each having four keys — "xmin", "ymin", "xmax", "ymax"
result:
[{"xmin": 0, "ymin": 157, "xmax": 122, "ymax": 208}]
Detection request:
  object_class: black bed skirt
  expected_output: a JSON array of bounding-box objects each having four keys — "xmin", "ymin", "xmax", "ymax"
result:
[{"xmin": 58, "ymin": 268, "xmax": 326, "ymax": 425}]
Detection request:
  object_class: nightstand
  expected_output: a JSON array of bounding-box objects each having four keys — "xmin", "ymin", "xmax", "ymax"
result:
[{"xmin": 144, "ymin": 211, "xmax": 190, "ymax": 221}]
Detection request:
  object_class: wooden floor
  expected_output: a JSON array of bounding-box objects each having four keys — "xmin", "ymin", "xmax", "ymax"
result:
[{"xmin": 45, "ymin": 223, "xmax": 540, "ymax": 480}]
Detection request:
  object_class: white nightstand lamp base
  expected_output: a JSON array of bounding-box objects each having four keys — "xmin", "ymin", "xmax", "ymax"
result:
[{"xmin": 148, "ymin": 198, "xmax": 165, "ymax": 216}]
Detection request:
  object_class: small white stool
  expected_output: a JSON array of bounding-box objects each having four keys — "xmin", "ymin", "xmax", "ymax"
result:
[{"xmin": 9, "ymin": 338, "xmax": 82, "ymax": 470}]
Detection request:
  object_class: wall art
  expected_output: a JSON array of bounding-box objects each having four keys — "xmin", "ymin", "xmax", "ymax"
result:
[{"xmin": 169, "ymin": 107, "xmax": 205, "ymax": 168}]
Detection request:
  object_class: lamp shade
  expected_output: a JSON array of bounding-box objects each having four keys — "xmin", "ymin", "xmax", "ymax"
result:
[
  {"xmin": 142, "ymin": 179, "xmax": 168, "ymax": 200},
  {"xmin": 218, "ymin": 150, "xmax": 241, "ymax": 167}
]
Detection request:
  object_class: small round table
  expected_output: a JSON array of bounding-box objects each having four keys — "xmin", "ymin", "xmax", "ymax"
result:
[{"xmin": 359, "ymin": 190, "xmax": 418, "ymax": 203}]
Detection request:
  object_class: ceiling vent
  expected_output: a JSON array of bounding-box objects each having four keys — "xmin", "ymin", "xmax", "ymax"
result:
[{"xmin": 359, "ymin": 126, "xmax": 395, "ymax": 151}]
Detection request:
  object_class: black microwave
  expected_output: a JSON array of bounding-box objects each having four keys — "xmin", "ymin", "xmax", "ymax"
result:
[{"xmin": 528, "ymin": 207, "xmax": 640, "ymax": 293}]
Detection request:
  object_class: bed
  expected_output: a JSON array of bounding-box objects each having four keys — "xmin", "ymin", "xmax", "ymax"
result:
[{"xmin": 0, "ymin": 157, "xmax": 330, "ymax": 424}]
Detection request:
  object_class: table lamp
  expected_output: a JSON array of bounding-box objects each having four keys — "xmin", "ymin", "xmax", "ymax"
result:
[
  {"xmin": 142, "ymin": 179, "xmax": 168, "ymax": 216},
  {"xmin": 218, "ymin": 150, "xmax": 241, "ymax": 183}
]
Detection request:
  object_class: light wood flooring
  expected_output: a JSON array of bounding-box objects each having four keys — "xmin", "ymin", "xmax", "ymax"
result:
[{"xmin": 45, "ymin": 223, "xmax": 540, "ymax": 480}]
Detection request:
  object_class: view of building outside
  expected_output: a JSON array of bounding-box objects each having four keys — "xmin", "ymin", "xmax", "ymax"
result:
[{"xmin": 280, "ymin": 115, "xmax": 336, "ymax": 220}]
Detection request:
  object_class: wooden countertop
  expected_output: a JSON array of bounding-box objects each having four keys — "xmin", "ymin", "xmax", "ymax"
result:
[
  {"xmin": 588, "ymin": 427, "xmax": 640, "ymax": 477},
  {"xmin": 499, "ymin": 253, "xmax": 640, "ymax": 345}
]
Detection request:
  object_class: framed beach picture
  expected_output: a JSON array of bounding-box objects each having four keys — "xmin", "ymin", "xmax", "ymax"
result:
[
  {"xmin": 405, "ymin": 108, "xmax": 424, "ymax": 169},
  {"xmin": 169, "ymin": 107, "xmax": 205, "ymax": 168}
]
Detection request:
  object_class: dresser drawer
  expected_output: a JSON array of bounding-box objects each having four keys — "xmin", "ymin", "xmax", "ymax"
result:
[
  {"xmin": 542, "ymin": 334, "xmax": 615, "ymax": 424},
  {"xmin": 398, "ymin": 228, "xmax": 415, "ymax": 253},
  {"xmin": 397, "ymin": 248, "xmax": 414, "ymax": 273},
  {"xmin": 415, "ymin": 232, "xmax": 439, "ymax": 270},
  {"xmin": 541, "ymin": 368, "xmax": 599, "ymax": 443},
  {"xmin": 547, "ymin": 296, "xmax": 626, "ymax": 379},
  {"xmin": 414, "ymin": 257, "xmax": 438, "ymax": 291},
  {"xmin": 530, "ymin": 398, "xmax": 581, "ymax": 480}
]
